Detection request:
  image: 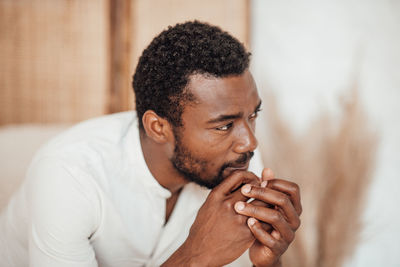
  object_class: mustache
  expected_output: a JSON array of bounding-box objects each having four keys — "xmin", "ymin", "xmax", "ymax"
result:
[
  {"xmin": 216, "ymin": 151, "xmax": 255, "ymax": 183},
  {"xmin": 224, "ymin": 151, "xmax": 254, "ymax": 169}
]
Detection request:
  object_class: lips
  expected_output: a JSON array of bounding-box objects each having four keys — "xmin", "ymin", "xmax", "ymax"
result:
[
  {"xmin": 219, "ymin": 152, "xmax": 254, "ymax": 179},
  {"xmin": 222, "ymin": 161, "xmax": 250, "ymax": 177},
  {"xmin": 226, "ymin": 161, "xmax": 250, "ymax": 171}
]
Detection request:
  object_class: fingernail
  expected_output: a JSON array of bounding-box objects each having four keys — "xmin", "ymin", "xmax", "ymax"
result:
[
  {"xmin": 248, "ymin": 217, "xmax": 257, "ymax": 226},
  {"xmin": 235, "ymin": 202, "xmax": 245, "ymax": 211},
  {"xmin": 261, "ymin": 181, "xmax": 268, "ymax": 188},
  {"xmin": 242, "ymin": 184, "xmax": 251, "ymax": 194}
]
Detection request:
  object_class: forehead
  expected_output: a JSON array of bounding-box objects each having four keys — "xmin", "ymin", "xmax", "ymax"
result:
[{"xmin": 185, "ymin": 71, "xmax": 260, "ymax": 118}]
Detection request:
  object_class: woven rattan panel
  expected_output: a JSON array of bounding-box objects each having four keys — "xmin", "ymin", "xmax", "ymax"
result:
[
  {"xmin": 0, "ymin": 0, "xmax": 249, "ymax": 124},
  {"xmin": 0, "ymin": 0, "xmax": 108, "ymax": 124}
]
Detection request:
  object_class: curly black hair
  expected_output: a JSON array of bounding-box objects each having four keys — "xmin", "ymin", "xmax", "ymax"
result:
[{"xmin": 132, "ymin": 21, "xmax": 251, "ymax": 130}]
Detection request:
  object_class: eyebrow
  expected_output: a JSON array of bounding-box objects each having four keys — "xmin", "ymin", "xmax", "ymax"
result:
[{"xmin": 206, "ymin": 100, "xmax": 262, "ymax": 124}]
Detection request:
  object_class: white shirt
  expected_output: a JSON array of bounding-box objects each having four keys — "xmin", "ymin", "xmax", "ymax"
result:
[{"xmin": 0, "ymin": 112, "xmax": 262, "ymax": 267}]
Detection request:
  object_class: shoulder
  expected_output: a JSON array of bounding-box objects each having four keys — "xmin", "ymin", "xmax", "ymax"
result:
[
  {"xmin": 25, "ymin": 157, "xmax": 101, "ymax": 241},
  {"xmin": 31, "ymin": 111, "xmax": 139, "ymax": 174},
  {"xmin": 22, "ymin": 111, "xmax": 142, "ymax": 202},
  {"xmin": 37, "ymin": 111, "xmax": 138, "ymax": 157}
]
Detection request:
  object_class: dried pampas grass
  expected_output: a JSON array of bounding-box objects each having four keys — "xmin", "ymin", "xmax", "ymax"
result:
[{"xmin": 258, "ymin": 90, "xmax": 377, "ymax": 267}]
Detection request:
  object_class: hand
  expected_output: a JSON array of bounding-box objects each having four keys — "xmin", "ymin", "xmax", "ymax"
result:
[
  {"xmin": 162, "ymin": 171, "xmax": 262, "ymax": 267},
  {"xmin": 234, "ymin": 168, "xmax": 302, "ymax": 267}
]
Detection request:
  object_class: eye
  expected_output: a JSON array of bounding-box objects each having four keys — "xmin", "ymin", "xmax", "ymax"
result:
[
  {"xmin": 249, "ymin": 108, "xmax": 262, "ymax": 120},
  {"xmin": 215, "ymin": 122, "xmax": 233, "ymax": 131}
]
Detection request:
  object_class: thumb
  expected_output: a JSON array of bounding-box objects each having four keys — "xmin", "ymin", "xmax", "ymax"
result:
[{"xmin": 261, "ymin": 168, "xmax": 274, "ymax": 185}]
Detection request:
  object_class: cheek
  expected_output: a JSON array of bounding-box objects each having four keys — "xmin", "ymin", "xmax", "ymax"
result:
[{"xmin": 187, "ymin": 131, "xmax": 232, "ymax": 161}]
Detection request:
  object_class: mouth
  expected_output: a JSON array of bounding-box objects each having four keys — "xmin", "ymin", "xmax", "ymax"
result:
[
  {"xmin": 219, "ymin": 152, "xmax": 254, "ymax": 180},
  {"xmin": 222, "ymin": 161, "xmax": 250, "ymax": 177}
]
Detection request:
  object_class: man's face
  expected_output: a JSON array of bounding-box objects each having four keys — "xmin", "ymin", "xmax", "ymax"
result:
[{"xmin": 170, "ymin": 71, "xmax": 261, "ymax": 189}]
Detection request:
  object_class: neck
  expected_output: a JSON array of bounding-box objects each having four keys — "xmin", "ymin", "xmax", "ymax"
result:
[{"xmin": 139, "ymin": 131, "xmax": 188, "ymax": 194}]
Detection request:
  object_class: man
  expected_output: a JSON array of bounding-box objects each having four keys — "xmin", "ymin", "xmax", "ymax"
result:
[{"xmin": 0, "ymin": 21, "xmax": 301, "ymax": 266}]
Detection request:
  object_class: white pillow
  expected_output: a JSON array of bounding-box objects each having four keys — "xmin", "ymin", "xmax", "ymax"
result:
[{"xmin": 0, "ymin": 124, "xmax": 69, "ymax": 210}]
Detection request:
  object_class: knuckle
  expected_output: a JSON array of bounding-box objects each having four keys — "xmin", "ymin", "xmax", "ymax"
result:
[
  {"xmin": 269, "ymin": 238, "xmax": 280, "ymax": 251},
  {"xmin": 270, "ymin": 178, "xmax": 280, "ymax": 186},
  {"xmin": 228, "ymin": 171, "xmax": 245, "ymax": 184},
  {"xmin": 293, "ymin": 217, "xmax": 301, "ymax": 230},
  {"xmin": 293, "ymin": 183, "xmax": 300, "ymax": 192},
  {"xmin": 289, "ymin": 182, "xmax": 300, "ymax": 195},
  {"xmin": 250, "ymin": 176, "xmax": 260, "ymax": 185},
  {"xmin": 277, "ymin": 195, "xmax": 290, "ymax": 207},
  {"xmin": 251, "ymin": 199, "xmax": 267, "ymax": 208},
  {"xmin": 243, "ymin": 176, "xmax": 259, "ymax": 186},
  {"xmin": 231, "ymin": 170, "xmax": 243, "ymax": 179},
  {"xmin": 208, "ymin": 190, "xmax": 224, "ymax": 202},
  {"xmin": 223, "ymin": 200, "xmax": 233, "ymax": 211},
  {"xmin": 250, "ymin": 205, "xmax": 261, "ymax": 217},
  {"xmin": 246, "ymin": 204, "xmax": 257, "ymax": 216},
  {"xmin": 251, "ymin": 187, "xmax": 263, "ymax": 198},
  {"xmin": 271, "ymin": 210, "xmax": 283, "ymax": 224},
  {"xmin": 234, "ymin": 214, "xmax": 245, "ymax": 224}
]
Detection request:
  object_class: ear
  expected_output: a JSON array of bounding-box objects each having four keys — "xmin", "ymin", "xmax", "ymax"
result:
[{"xmin": 142, "ymin": 110, "xmax": 173, "ymax": 144}]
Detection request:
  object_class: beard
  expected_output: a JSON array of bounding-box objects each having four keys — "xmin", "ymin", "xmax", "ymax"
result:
[{"xmin": 170, "ymin": 132, "xmax": 254, "ymax": 189}]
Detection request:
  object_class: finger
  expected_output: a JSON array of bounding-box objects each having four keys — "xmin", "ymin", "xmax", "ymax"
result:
[
  {"xmin": 260, "ymin": 221, "xmax": 273, "ymax": 233},
  {"xmin": 271, "ymin": 229, "xmax": 281, "ymax": 240},
  {"xmin": 261, "ymin": 168, "xmax": 274, "ymax": 182},
  {"xmin": 247, "ymin": 179, "xmax": 268, "ymax": 204},
  {"xmin": 246, "ymin": 200, "xmax": 274, "ymax": 233},
  {"xmin": 267, "ymin": 179, "xmax": 302, "ymax": 215},
  {"xmin": 214, "ymin": 170, "xmax": 261, "ymax": 197},
  {"xmin": 240, "ymin": 185, "xmax": 300, "ymax": 230},
  {"xmin": 235, "ymin": 203, "xmax": 295, "ymax": 243},
  {"xmin": 247, "ymin": 218, "xmax": 288, "ymax": 255},
  {"xmin": 228, "ymin": 173, "xmax": 262, "ymax": 203}
]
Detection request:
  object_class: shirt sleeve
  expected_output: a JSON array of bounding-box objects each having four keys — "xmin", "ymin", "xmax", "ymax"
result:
[{"xmin": 26, "ymin": 157, "xmax": 100, "ymax": 267}]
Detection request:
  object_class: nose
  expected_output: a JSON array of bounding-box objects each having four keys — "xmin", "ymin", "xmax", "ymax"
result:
[{"xmin": 233, "ymin": 122, "xmax": 258, "ymax": 154}]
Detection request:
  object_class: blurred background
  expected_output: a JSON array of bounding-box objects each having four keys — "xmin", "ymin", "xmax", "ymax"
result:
[{"xmin": 0, "ymin": 0, "xmax": 399, "ymax": 266}]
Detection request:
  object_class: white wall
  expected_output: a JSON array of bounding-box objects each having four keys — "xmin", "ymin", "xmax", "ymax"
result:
[{"xmin": 251, "ymin": 0, "xmax": 400, "ymax": 266}]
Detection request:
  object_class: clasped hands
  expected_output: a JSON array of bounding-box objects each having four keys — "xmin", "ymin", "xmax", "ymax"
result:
[
  {"xmin": 163, "ymin": 168, "xmax": 301, "ymax": 267},
  {"xmin": 234, "ymin": 168, "xmax": 302, "ymax": 267}
]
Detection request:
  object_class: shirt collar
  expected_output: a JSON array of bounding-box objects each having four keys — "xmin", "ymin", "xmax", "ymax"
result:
[{"xmin": 125, "ymin": 115, "xmax": 172, "ymax": 199}]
